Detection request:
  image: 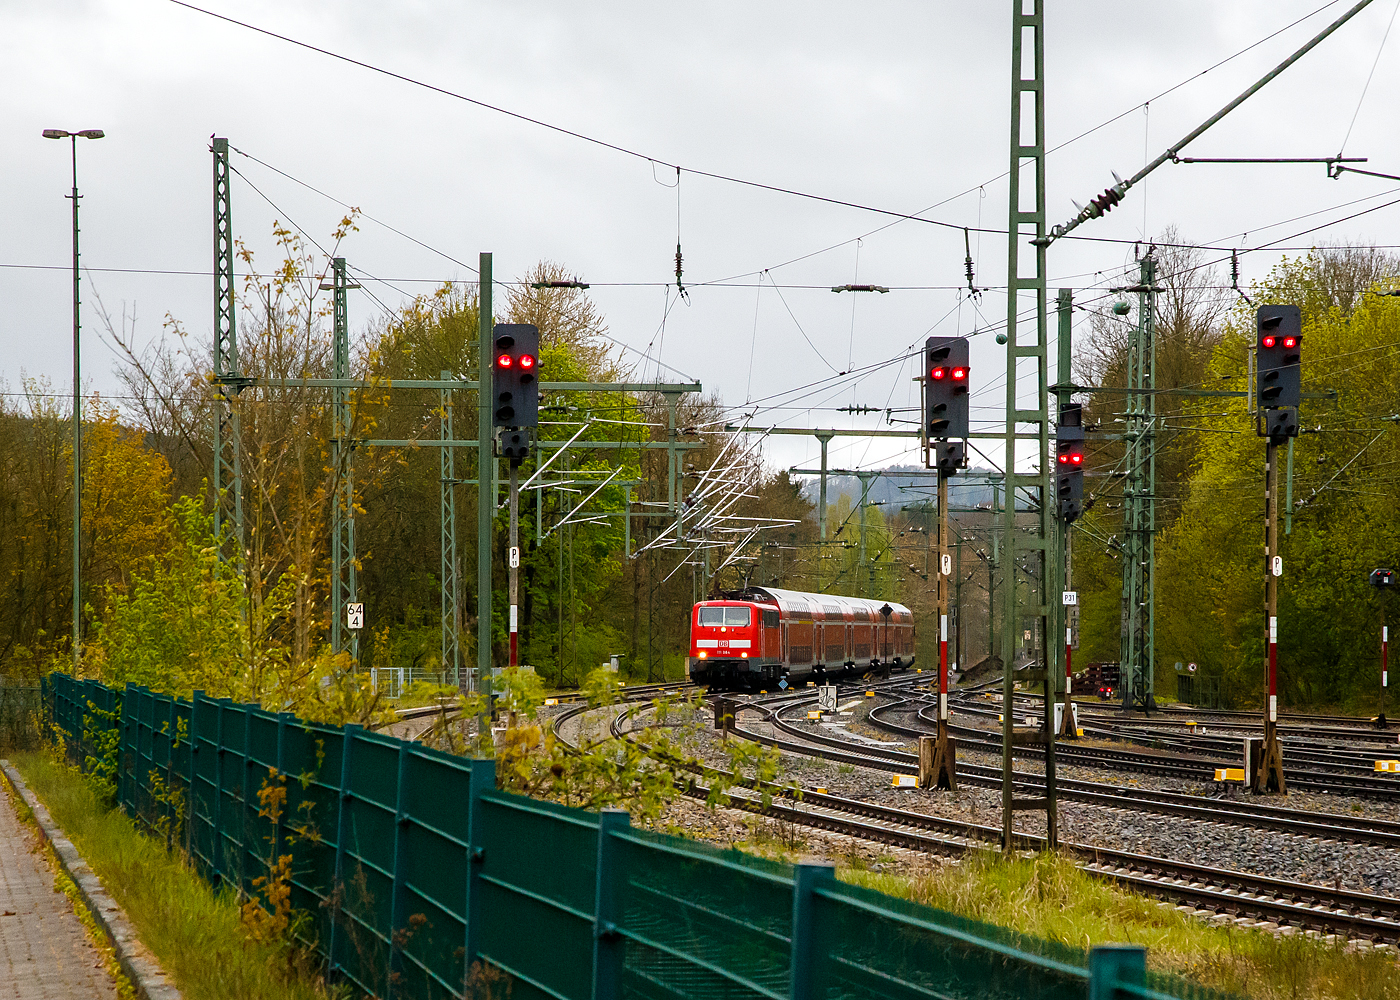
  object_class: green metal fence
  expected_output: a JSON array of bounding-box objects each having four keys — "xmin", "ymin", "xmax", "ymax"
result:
[{"xmin": 44, "ymin": 674, "xmax": 1230, "ymax": 1000}]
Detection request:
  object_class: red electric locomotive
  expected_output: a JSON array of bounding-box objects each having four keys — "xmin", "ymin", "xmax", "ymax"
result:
[{"xmin": 688, "ymin": 586, "xmax": 915, "ymax": 690}]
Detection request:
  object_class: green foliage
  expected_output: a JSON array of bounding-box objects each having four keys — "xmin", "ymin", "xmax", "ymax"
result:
[
  {"xmin": 485, "ymin": 677, "xmax": 789, "ymax": 827},
  {"xmin": 394, "ymin": 679, "xmax": 461, "ymax": 709},
  {"xmin": 492, "ymin": 666, "xmax": 545, "ymax": 720},
  {"xmin": 1076, "ymin": 250, "xmax": 1400, "ymax": 710},
  {"xmin": 81, "ymin": 701, "xmax": 121, "ymax": 804},
  {"xmin": 89, "ymin": 496, "xmax": 390, "ymax": 726},
  {"xmin": 823, "ymin": 494, "xmax": 898, "ymax": 600},
  {"xmin": 580, "ymin": 664, "xmax": 622, "ymax": 707},
  {"xmin": 852, "ymin": 850, "xmax": 1400, "ymax": 1000},
  {"xmin": 14, "ymin": 751, "xmax": 336, "ymax": 1000}
]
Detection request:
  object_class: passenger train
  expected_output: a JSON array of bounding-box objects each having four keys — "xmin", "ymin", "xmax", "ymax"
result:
[{"xmin": 688, "ymin": 586, "xmax": 915, "ymax": 690}]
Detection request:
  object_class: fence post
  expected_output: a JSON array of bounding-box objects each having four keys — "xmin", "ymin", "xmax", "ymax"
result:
[
  {"xmin": 164, "ymin": 694, "xmax": 178, "ymax": 850},
  {"xmin": 274, "ymin": 712, "xmax": 291, "ymax": 864},
  {"xmin": 591, "ymin": 809, "xmax": 630, "ymax": 1000},
  {"xmin": 118, "ymin": 683, "xmax": 134, "ymax": 816},
  {"xmin": 137, "ymin": 685, "xmax": 151, "ymax": 820},
  {"xmin": 1088, "ymin": 944, "xmax": 1146, "ymax": 1000},
  {"xmin": 386, "ymin": 741, "xmax": 411, "ymax": 1000},
  {"xmin": 463, "ymin": 758, "xmax": 496, "ymax": 979},
  {"xmin": 240, "ymin": 706, "xmax": 255, "ymax": 897},
  {"xmin": 186, "ymin": 691, "xmax": 203, "ymax": 860},
  {"xmin": 327, "ymin": 724, "xmax": 360, "ymax": 979},
  {"xmin": 789, "ymin": 863, "xmax": 836, "ymax": 1000},
  {"xmin": 211, "ymin": 698, "xmax": 230, "ymax": 885}
]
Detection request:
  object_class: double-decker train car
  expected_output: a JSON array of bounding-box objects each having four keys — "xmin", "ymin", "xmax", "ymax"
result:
[{"xmin": 688, "ymin": 586, "xmax": 915, "ymax": 690}]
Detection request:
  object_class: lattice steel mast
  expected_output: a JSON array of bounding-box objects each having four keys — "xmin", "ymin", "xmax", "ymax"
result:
[
  {"xmin": 1119, "ymin": 255, "xmax": 1160, "ymax": 712},
  {"xmin": 441, "ymin": 371, "xmax": 460, "ymax": 685},
  {"xmin": 999, "ymin": 0, "xmax": 1057, "ymax": 850},
  {"xmin": 211, "ymin": 138, "xmax": 245, "ymax": 560},
  {"xmin": 328, "ymin": 258, "xmax": 359, "ymax": 659}
]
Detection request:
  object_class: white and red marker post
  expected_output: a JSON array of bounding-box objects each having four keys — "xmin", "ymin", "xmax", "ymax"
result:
[
  {"xmin": 1255, "ymin": 440, "xmax": 1287, "ymax": 793},
  {"xmin": 508, "ymin": 462, "xmax": 520, "ymax": 669},
  {"xmin": 939, "ymin": 611, "xmax": 949, "ymax": 722},
  {"xmin": 927, "ymin": 470, "xmax": 956, "ymax": 790},
  {"xmin": 1381, "ymin": 625, "xmax": 1389, "ymax": 728}
]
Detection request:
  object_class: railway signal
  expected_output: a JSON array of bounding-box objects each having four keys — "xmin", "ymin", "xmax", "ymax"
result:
[
  {"xmin": 492, "ymin": 323, "xmax": 540, "ymax": 433},
  {"xmin": 921, "ymin": 336, "xmax": 967, "ymax": 791},
  {"xmin": 492, "ymin": 323, "xmax": 540, "ymax": 671},
  {"xmin": 1256, "ymin": 305, "xmax": 1302, "ymax": 431},
  {"xmin": 1055, "ymin": 402, "xmax": 1085, "ymax": 523},
  {"xmin": 934, "ymin": 440, "xmax": 966, "ymax": 474},
  {"xmin": 1254, "ymin": 308, "xmax": 1302, "ymax": 794},
  {"xmin": 924, "ymin": 336, "xmax": 970, "ymax": 442}
]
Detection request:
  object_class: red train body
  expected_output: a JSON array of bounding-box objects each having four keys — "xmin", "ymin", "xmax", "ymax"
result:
[{"xmin": 687, "ymin": 586, "xmax": 915, "ymax": 690}]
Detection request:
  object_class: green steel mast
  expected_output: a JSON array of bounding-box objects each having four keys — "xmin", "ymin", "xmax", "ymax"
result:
[
  {"xmin": 211, "ymin": 137, "xmax": 245, "ymax": 562},
  {"xmin": 999, "ymin": 0, "xmax": 1057, "ymax": 850},
  {"xmin": 1119, "ymin": 254, "xmax": 1159, "ymax": 711},
  {"xmin": 329, "ymin": 258, "xmax": 358, "ymax": 660},
  {"xmin": 476, "ymin": 254, "xmax": 494, "ymax": 694}
]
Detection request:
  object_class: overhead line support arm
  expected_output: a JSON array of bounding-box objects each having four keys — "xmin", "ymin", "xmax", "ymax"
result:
[{"xmin": 1047, "ymin": 0, "xmax": 1378, "ymax": 244}]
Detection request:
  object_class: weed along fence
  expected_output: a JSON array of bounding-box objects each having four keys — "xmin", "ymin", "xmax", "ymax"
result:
[
  {"xmin": 0, "ymin": 680, "xmax": 42, "ymax": 748},
  {"xmin": 44, "ymin": 674, "xmax": 1229, "ymax": 1000}
]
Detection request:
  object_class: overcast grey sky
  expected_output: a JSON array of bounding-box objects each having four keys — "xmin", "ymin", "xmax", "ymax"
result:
[{"xmin": 4, "ymin": 1, "xmax": 1399, "ymax": 474}]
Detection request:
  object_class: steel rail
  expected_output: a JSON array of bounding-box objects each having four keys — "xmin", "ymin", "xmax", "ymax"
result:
[{"xmin": 600, "ymin": 686, "xmax": 1400, "ymax": 943}]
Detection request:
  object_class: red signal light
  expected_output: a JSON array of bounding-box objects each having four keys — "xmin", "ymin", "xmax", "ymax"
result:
[
  {"xmin": 931, "ymin": 367, "xmax": 947, "ymax": 380},
  {"xmin": 1261, "ymin": 336, "xmax": 1276, "ymax": 348},
  {"xmin": 497, "ymin": 353, "xmax": 513, "ymax": 368},
  {"xmin": 1058, "ymin": 454, "xmax": 1068, "ymax": 464},
  {"xmin": 519, "ymin": 354, "xmax": 536, "ymax": 369},
  {"xmin": 1071, "ymin": 454, "xmax": 1083, "ymax": 465},
  {"xmin": 951, "ymin": 366, "xmax": 968, "ymax": 379},
  {"xmin": 1282, "ymin": 337, "xmax": 1297, "ymax": 349}
]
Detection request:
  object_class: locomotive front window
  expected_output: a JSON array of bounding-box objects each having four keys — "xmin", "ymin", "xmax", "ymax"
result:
[{"xmin": 698, "ymin": 607, "xmax": 752, "ymax": 626}]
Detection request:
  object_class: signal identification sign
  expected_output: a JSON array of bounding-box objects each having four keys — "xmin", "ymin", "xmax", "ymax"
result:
[{"xmin": 346, "ymin": 603, "xmax": 364, "ymax": 630}]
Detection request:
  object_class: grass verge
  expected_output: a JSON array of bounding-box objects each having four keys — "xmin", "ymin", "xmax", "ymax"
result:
[
  {"xmin": 11, "ymin": 750, "xmax": 339, "ymax": 1000},
  {"xmin": 844, "ymin": 850, "xmax": 1400, "ymax": 1000}
]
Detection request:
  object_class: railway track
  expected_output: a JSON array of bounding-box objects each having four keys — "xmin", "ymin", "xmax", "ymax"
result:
[
  {"xmin": 937, "ymin": 691, "xmax": 1400, "ymax": 797},
  {"xmin": 771, "ymin": 694, "xmax": 1400, "ymax": 848},
  {"xmin": 991, "ymin": 689, "xmax": 1400, "ymax": 763},
  {"xmin": 587, "ymin": 686, "xmax": 1400, "ymax": 945}
]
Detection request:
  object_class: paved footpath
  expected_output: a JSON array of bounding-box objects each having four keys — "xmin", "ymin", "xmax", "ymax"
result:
[{"xmin": 0, "ymin": 777, "xmax": 116, "ymax": 1000}]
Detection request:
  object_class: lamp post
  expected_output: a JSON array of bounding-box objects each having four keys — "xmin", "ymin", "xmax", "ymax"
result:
[{"xmin": 43, "ymin": 127, "xmax": 105, "ymax": 672}]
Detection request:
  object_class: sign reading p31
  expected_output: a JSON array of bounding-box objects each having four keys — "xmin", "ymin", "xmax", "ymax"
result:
[{"xmin": 925, "ymin": 336, "xmax": 970, "ymax": 441}]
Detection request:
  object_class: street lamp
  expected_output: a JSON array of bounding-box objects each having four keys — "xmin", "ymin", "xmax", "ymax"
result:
[{"xmin": 43, "ymin": 127, "xmax": 105, "ymax": 672}]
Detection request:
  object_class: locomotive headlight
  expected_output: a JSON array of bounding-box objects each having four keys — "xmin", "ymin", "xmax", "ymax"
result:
[
  {"xmin": 698, "ymin": 651, "xmax": 707, "ymax": 658},
  {"xmin": 741, "ymin": 652, "xmax": 748, "ymax": 658}
]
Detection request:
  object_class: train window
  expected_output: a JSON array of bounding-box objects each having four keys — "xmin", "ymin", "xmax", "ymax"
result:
[
  {"xmin": 698, "ymin": 607, "xmax": 725, "ymax": 626},
  {"xmin": 723, "ymin": 607, "xmax": 752, "ymax": 626},
  {"xmin": 763, "ymin": 610, "xmax": 779, "ymax": 627}
]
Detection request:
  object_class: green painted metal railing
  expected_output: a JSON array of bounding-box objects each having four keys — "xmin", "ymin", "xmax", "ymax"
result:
[{"xmin": 44, "ymin": 674, "xmax": 1231, "ymax": 1000}]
